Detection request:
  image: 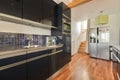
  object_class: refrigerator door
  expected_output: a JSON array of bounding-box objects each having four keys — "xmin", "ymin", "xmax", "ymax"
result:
[
  {"xmin": 97, "ymin": 27, "xmax": 110, "ymax": 60},
  {"xmin": 89, "ymin": 28, "xmax": 97, "ymax": 58},
  {"xmin": 97, "ymin": 43, "xmax": 109, "ymax": 60}
]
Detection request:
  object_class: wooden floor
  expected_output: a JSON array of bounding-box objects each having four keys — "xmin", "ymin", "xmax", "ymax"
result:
[{"xmin": 51, "ymin": 53, "xmax": 114, "ymax": 80}]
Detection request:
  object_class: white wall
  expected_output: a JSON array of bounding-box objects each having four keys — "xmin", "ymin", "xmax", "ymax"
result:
[
  {"xmin": 71, "ymin": 0, "xmax": 120, "ymax": 54},
  {"xmin": 71, "ymin": 19, "xmax": 81, "ymax": 55},
  {"xmin": 0, "ymin": 20, "xmax": 51, "ymax": 35},
  {"xmin": 71, "ymin": 18, "xmax": 87, "ymax": 55},
  {"xmin": 109, "ymin": 14, "xmax": 120, "ymax": 45}
]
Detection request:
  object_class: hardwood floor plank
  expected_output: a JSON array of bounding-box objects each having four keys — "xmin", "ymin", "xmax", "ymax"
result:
[{"xmin": 50, "ymin": 53, "xmax": 115, "ymax": 80}]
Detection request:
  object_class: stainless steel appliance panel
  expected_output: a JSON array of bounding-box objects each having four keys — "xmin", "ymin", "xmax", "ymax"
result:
[
  {"xmin": 97, "ymin": 43, "xmax": 109, "ymax": 60},
  {"xmin": 89, "ymin": 43, "xmax": 97, "ymax": 58},
  {"xmin": 89, "ymin": 28, "xmax": 97, "ymax": 58}
]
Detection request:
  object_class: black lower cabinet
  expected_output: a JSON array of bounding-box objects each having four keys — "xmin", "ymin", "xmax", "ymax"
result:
[
  {"xmin": 56, "ymin": 51, "xmax": 66, "ymax": 70},
  {"xmin": 27, "ymin": 50, "xmax": 50, "ymax": 80},
  {"xmin": 0, "ymin": 48, "xmax": 71, "ymax": 80},
  {"xmin": 49, "ymin": 53, "xmax": 57, "ymax": 75},
  {"xmin": 49, "ymin": 48, "xmax": 71, "ymax": 76},
  {"xmin": 0, "ymin": 54, "xmax": 27, "ymax": 80},
  {"xmin": 27, "ymin": 56, "xmax": 49, "ymax": 80},
  {"xmin": 49, "ymin": 50, "xmax": 64, "ymax": 76},
  {"xmin": 0, "ymin": 63, "xmax": 27, "ymax": 80}
]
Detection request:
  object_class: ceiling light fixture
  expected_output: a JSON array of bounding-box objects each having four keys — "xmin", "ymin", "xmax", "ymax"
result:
[{"xmin": 95, "ymin": 11, "xmax": 109, "ymax": 25}]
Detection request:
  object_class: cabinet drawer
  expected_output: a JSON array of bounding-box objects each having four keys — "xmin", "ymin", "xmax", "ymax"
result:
[
  {"xmin": 0, "ymin": 54, "xmax": 26, "ymax": 66},
  {"xmin": 0, "ymin": 63, "xmax": 27, "ymax": 80},
  {"xmin": 27, "ymin": 50, "xmax": 50, "ymax": 59}
]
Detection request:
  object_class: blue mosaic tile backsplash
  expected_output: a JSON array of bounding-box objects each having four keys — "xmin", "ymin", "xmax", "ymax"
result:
[{"xmin": 0, "ymin": 32, "xmax": 48, "ymax": 52}]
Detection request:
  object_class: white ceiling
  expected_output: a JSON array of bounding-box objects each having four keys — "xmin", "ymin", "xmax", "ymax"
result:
[{"xmin": 72, "ymin": 0, "xmax": 120, "ymax": 21}]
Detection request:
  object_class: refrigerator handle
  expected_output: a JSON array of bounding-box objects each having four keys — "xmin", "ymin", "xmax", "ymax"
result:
[
  {"xmin": 97, "ymin": 39, "xmax": 99, "ymax": 43},
  {"xmin": 97, "ymin": 27, "xmax": 99, "ymax": 35},
  {"xmin": 97, "ymin": 27, "xmax": 99, "ymax": 43}
]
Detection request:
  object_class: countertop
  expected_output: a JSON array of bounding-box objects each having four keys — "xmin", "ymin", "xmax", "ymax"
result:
[
  {"xmin": 0, "ymin": 44, "xmax": 63, "ymax": 59},
  {"xmin": 112, "ymin": 45, "xmax": 120, "ymax": 51}
]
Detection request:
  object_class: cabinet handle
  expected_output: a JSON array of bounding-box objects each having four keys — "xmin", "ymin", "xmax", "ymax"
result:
[{"xmin": 0, "ymin": 50, "xmax": 63, "ymax": 71}]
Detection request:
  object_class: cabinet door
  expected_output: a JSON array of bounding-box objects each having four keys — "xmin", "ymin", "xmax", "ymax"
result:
[
  {"xmin": 23, "ymin": 0, "xmax": 42, "ymax": 22},
  {"xmin": 43, "ymin": 0, "xmax": 56, "ymax": 26},
  {"xmin": 62, "ymin": 34, "xmax": 71, "ymax": 54},
  {"xmin": 49, "ymin": 49, "xmax": 69, "ymax": 76},
  {"xmin": 27, "ymin": 50, "xmax": 50, "ymax": 80},
  {"xmin": 0, "ymin": 0, "xmax": 22, "ymax": 17},
  {"xmin": 49, "ymin": 49, "xmax": 63, "ymax": 76},
  {"xmin": 62, "ymin": 3, "xmax": 71, "ymax": 18},
  {"xmin": 49, "ymin": 53, "xmax": 57, "ymax": 76},
  {"xmin": 0, "ymin": 55, "xmax": 27, "ymax": 80},
  {"xmin": 56, "ymin": 51, "xmax": 65, "ymax": 69}
]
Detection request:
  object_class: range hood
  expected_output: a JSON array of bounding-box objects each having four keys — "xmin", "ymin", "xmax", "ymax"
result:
[{"xmin": 0, "ymin": 13, "xmax": 56, "ymax": 29}]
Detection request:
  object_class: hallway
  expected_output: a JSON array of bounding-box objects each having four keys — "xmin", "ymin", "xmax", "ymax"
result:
[{"xmin": 51, "ymin": 53, "xmax": 114, "ymax": 80}]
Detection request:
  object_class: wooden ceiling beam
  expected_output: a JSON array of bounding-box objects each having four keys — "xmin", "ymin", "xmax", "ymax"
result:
[{"xmin": 67, "ymin": 0, "xmax": 92, "ymax": 8}]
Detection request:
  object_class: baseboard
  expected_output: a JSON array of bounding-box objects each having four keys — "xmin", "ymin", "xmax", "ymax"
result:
[
  {"xmin": 90, "ymin": 56, "xmax": 110, "ymax": 61},
  {"xmin": 84, "ymin": 52, "xmax": 89, "ymax": 55},
  {"xmin": 47, "ymin": 63, "xmax": 69, "ymax": 80},
  {"xmin": 71, "ymin": 53, "xmax": 77, "ymax": 57}
]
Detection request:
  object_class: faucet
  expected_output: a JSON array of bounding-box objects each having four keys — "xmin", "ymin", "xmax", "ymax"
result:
[{"xmin": 28, "ymin": 39, "xmax": 33, "ymax": 47}]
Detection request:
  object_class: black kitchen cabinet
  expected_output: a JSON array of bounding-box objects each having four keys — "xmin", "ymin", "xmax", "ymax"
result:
[
  {"xmin": 23, "ymin": 0, "xmax": 57, "ymax": 24},
  {"xmin": 49, "ymin": 52, "xmax": 57, "ymax": 75},
  {"xmin": 62, "ymin": 3, "xmax": 71, "ymax": 18},
  {"xmin": 22, "ymin": 0, "xmax": 42, "ymax": 22},
  {"xmin": 49, "ymin": 47, "xmax": 70, "ymax": 76},
  {"xmin": 56, "ymin": 47, "xmax": 70, "ymax": 68},
  {"xmin": 49, "ymin": 49, "xmax": 63, "ymax": 76},
  {"xmin": 0, "ymin": 55, "xmax": 27, "ymax": 80},
  {"xmin": 51, "ymin": 3, "xmax": 71, "ymax": 74},
  {"xmin": 27, "ymin": 50, "xmax": 50, "ymax": 80},
  {"xmin": 0, "ymin": 0, "xmax": 57, "ymax": 26},
  {"xmin": 42, "ymin": 0, "xmax": 56, "ymax": 26},
  {"xmin": 0, "ymin": 64, "xmax": 27, "ymax": 80},
  {"xmin": 55, "ymin": 50, "xmax": 67, "ymax": 69},
  {"xmin": 0, "ymin": 0, "xmax": 22, "ymax": 17},
  {"xmin": 62, "ymin": 34, "xmax": 71, "ymax": 54},
  {"xmin": 53, "ymin": 2, "xmax": 71, "ymax": 32},
  {"xmin": 61, "ymin": 34, "xmax": 71, "ymax": 64}
]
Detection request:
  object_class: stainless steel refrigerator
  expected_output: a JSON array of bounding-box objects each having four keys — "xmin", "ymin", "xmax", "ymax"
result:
[{"xmin": 89, "ymin": 27, "xmax": 110, "ymax": 60}]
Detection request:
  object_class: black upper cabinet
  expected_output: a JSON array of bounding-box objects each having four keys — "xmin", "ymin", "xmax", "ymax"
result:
[
  {"xmin": 62, "ymin": 3, "xmax": 71, "ymax": 18},
  {"xmin": 22, "ymin": 0, "xmax": 42, "ymax": 22},
  {"xmin": 42, "ymin": 0, "xmax": 56, "ymax": 26},
  {"xmin": 53, "ymin": 2, "xmax": 71, "ymax": 32},
  {"xmin": 23, "ymin": 0, "xmax": 57, "ymax": 24},
  {"xmin": 0, "ymin": 0, "xmax": 57, "ymax": 26},
  {"xmin": 0, "ymin": 0, "xmax": 22, "ymax": 17}
]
